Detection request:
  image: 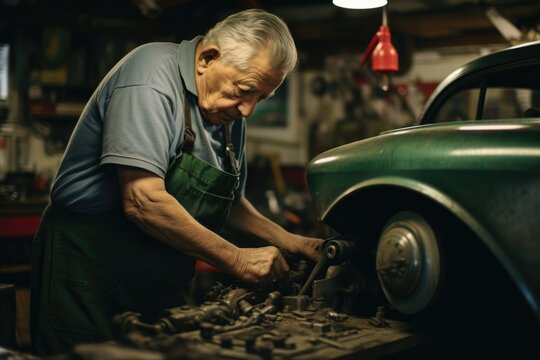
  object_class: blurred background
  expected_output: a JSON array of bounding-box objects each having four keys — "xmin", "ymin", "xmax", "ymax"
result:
[{"xmin": 1, "ymin": 0, "xmax": 540, "ymax": 349}]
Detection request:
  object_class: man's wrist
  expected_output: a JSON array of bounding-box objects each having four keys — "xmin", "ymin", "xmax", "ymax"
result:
[{"xmin": 209, "ymin": 239, "xmax": 241, "ymax": 273}]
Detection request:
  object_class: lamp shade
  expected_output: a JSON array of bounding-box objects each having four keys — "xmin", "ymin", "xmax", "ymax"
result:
[
  {"xmin": 371, "ymin": 25, "xmax": 398, "ymax": 72},
  {"xmin": 332, "ymin": 0, "xmax": 387, "ymax": 9}
]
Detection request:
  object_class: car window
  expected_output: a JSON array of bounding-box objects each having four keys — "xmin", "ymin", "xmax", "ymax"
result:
[
  {"xmin": 431, "ymin": 88, "xmax": 479, "ymax": 123},
  {"xmin": 484, "ymin": 88, "xmax": 540, "ymax": 120},
  {"xmin": 426, "ymin": 61, "xmax": 540, "ymax": 124}
]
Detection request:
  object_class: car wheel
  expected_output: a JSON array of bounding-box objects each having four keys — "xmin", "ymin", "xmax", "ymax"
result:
[{"xmin": 375, "ymin": 211, "xmax": 442, "ymax": 314}]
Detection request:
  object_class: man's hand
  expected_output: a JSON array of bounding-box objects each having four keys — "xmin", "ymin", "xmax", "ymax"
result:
[
  {"xmin": 231, "ymin": 246, "xmax": 290, "ymax": 287},
  {"xmin": 281, "ymin": 234, "xmax": 325, "ymax": 262},
  {"xmin": 226, "ymin": 198, "xmax": 325, "ymax": 265}
]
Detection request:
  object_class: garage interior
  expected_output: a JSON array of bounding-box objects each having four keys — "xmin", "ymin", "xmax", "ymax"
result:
[{"xmin": 1, "ymin": 0, "xmax": 540, "ymax": 358}]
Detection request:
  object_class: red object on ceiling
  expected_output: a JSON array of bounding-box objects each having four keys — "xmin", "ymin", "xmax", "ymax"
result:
[{"xmin": 371, "ymin": 25, "xmax": 399, "ymax": 72}]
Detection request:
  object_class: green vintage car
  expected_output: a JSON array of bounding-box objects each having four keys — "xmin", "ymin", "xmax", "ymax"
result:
[{"xmin": 307, "ymin": 41, "xmax": 540, "ymax": 347}]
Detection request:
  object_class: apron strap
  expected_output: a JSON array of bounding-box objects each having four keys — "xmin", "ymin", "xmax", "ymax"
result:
[
  {"xmin": 223, "ymin": 124, "xmax": 240, "ymax": 176},
  {"xmin": 181, "ymin": 89, "xmax": 196, "ymax": 153}
]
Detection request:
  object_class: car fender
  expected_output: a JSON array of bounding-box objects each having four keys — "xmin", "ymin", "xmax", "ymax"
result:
[{"xmin": 322, "ymin": 176, "xmax": 540, "ymax": 320}]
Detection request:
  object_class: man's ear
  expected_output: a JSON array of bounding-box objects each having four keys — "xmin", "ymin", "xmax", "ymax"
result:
[{"xmin": 197, "ymin": 45, "xmax": 220, "ymax": 74}]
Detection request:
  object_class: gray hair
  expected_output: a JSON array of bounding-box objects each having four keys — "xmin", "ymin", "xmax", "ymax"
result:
[{"xmin": 202, "ymin": 9, "xmax": 298, "ymax": 73}]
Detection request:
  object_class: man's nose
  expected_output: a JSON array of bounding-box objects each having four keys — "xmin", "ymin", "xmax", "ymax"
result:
[{"xmin": 237, "ymin": 97, "xmax": 258, "ymax": 117}]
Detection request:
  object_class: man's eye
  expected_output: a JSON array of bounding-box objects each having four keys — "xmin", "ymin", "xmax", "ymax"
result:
[
  {"xmin": 226, "ymin": 89, "xmax": 242, "ymax": 99},
  {"xmin": 237, "ymin": 87, "xmax": 251, "ymax": 96},
  {"xmin": 229, "ymin": 88, "xmax": 243, "ymax": 98}
]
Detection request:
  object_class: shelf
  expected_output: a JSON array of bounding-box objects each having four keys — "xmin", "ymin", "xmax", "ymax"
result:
[
  {"xmin": 29, "ymin": 102, "xmax": 85, "ymax": 119},
  {"xmin": 0, "ymin": 263, "xmax": 31, "ymax": 274}
]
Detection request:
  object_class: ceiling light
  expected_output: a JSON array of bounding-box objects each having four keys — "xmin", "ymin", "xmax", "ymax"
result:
[{"xmin": 332, "ymin": 0, "xmax": 388, "ymax": 9}]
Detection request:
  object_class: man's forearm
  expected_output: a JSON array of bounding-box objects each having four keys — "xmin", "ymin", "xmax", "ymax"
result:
[
  {"xmin": 124, "ymin": 186, "xmax": 240, "ymax": 272},
  {"xmin": 226, "ymin": 198, "xmax": 289, "ymax": 247},
  {"xmin": 117, "ymin": 166, "xmax": 296, "ymax": 284},
  {"xmin": 226, "ymin": 198, "xmax": 325, "ymax": 262}
]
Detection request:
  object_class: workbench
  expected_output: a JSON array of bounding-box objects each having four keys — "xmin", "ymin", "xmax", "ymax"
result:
[{"xmin": 0, "ymin": 196, "xmax": 48, "ymax": 350}]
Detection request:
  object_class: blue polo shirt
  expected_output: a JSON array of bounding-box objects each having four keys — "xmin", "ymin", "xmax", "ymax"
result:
[{"xmin": 51, "ymin": 36, "xmax": 247, "ymax": 214}]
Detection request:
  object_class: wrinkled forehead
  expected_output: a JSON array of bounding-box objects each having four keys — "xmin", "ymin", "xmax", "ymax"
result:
[{"xmin": 242, "ymin": 52, "xmax": 285, "ymax": 86}]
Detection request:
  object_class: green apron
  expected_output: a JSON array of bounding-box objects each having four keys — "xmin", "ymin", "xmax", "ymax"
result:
[{"xmin": 30, "ymin": 89, "xmax": 240, "ymax": 356}]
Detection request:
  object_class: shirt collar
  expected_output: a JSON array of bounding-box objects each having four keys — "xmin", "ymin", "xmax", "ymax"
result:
[{"xmin": 178, "ymin": 35, "xmax": 203, "ymax": 96}]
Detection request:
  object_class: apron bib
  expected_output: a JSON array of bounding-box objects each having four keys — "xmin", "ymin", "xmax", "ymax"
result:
[{"xmin": 30, "ymin": 87, "xmax": 240, "ymax": 355}]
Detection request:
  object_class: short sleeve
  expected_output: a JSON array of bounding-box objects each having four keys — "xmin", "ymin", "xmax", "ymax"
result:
[{"xmin": 101, "ymin": 85, "xmax": 175, "ymax": 178}]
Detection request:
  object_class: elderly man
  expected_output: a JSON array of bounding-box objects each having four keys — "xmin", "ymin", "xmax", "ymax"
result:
[{"xmin": 30, "ymin": 9, "xmax": 323, "ymax": 356}]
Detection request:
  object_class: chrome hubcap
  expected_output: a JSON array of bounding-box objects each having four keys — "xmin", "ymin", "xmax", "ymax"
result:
[{"xmin": 376, "ymin": 211, "xmax": 441, "ymax": 314}]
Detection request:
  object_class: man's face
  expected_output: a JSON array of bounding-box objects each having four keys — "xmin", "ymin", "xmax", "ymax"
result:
[{"xmin": 196, "ymin": 46, "xmax": 285, "ymax": 126}]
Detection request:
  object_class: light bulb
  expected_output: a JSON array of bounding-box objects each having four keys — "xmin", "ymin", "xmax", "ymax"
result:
[{"xmin": 332, "ymin": 0, "xmax": 388, "ymax": 9}]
